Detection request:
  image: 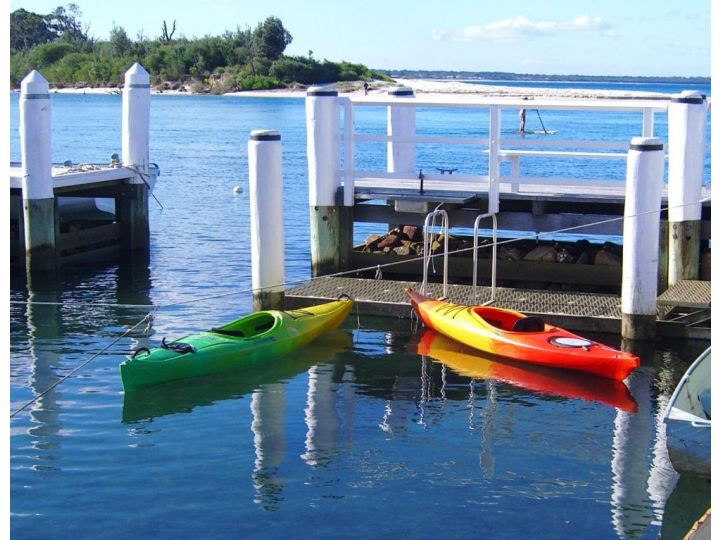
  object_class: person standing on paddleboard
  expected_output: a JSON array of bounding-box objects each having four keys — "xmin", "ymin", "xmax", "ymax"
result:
[{"xmin": 519, "ymin": 108, "xmax": 526, "ymax": 133}]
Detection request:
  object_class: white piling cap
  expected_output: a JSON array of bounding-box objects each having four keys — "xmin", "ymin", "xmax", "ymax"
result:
[
  {"xmin": 250, "ymin": 129, "xmax": 281, "ymax": 141},
  {"xmin": 125, "ymin": 63, "xmax": 150, "ymax": 86},
  {"xmin": 307, "ymin": 85, "xmax": 338, "ymax": 96},
  {"xmin": 629, "ymin": 136, "xmax": 663, "ymax": 150},
  {"xmin": 21, "ymin": 70, "xmax": 49, "ymax": 96},
  {"xmin": 670, "ymin": 89, "xmax": 705, "ymax": 104}
]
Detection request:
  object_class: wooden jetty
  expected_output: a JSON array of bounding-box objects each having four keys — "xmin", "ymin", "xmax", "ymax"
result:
[
  {"xmin": 248, "ymin": 86, "xmax": 711, "ymax": 340},
  {"xmin": 10, "ymin": 64, "xmax": 153, "ymax": 272}
]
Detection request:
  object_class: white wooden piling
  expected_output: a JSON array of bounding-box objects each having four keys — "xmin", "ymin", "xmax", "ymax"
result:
[
  {"xmin": 249, "ymin": 130, "xmax": 284, "ymax": 310},
  {"xmin": 306, "ymin": 86, "xmax": 348, "ymax": 276},
  {"xmin": 119, "ymin": 63, "xmax": 151, "ymax": 252},
  {"xmin": 621, "ymin": 137, "xmax": 665, "ymax": 340},
  {"xmin": 122, "ymin": 63, "xmax": 151, "ymax": 177},
  {"xmin": 667, "ymin": 90, "xmax": 707, "ymax": 285},
  {"xmin": 387, "ymin": 86, "xmax": 416, "ymax": 174},
  {"xmin": 20, "ymin": 70, "xmax": 56, "ymax": 271}
]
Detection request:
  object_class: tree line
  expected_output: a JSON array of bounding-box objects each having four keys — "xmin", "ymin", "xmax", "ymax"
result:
[{"xmin": 10, "ymin": 4, "xmax": 389, "ymax": 92}]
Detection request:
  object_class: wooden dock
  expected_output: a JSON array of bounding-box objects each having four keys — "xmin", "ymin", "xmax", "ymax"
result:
[{"xmin": 283, "ymin": 277, "xmax": 710, "ymax": 340}]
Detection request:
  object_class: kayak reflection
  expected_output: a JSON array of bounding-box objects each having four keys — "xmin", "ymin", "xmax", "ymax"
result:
[
  {"xmin": 410, "ymin": 328, "xmax": 637, "ymax": 413},
  {"xmin": 122, "ymin": 329, "xmax": 353, "ymax": 423}
]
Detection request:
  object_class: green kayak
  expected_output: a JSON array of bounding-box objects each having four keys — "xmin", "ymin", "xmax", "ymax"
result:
[{"xmin": 120, "ymin": 296, "xmax": 353, "ymax": 391}]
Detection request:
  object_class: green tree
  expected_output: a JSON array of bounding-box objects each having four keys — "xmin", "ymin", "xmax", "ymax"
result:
[
  {"xmin": 10, "ymin": 8, "xmax": 57, "ymax": 50},
  {"xmin": 46, "ymin": 4, "xmax": 88, "ymax": 44},
  {"xmin": 252, "ymin": 16, "xmax": 292, "ymax": 60},
  {"xmin": 109, "ymin": 24, "xmax": 132, "ymax": 57}
]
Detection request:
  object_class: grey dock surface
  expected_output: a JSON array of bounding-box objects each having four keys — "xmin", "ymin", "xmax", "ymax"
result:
[{"xmin": 284, "ymin": 277, "xmax": 709, "ymax": 340}]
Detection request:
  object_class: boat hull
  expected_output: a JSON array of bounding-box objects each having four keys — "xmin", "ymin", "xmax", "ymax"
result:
[
  {"xmin": 120, "ymin": 297, "xmax": 353, "ymax": 391},
  {"xmin": 406, "ymin": 288, "xmax": 638, "ymax": 380},
  {"xmin": 663, "ymin": 347, "xmax": 711, "ymax": 477}
]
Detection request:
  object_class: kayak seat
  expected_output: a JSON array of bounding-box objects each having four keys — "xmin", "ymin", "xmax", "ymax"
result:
[
  {"xmin": 211, "ymin": 328, "xmax": 245, "ymax": 337},
  {"xmin": 511, "ymin": 316, "xmax": 545, "ymax": 332}
]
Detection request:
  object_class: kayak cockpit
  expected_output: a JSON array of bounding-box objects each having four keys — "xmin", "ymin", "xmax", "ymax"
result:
[
  {"xmin": 211, "ymin": 311, "xmax": 279, "ymax": 338},
  {"xmin": 471, "ymin": 306, "xmax": 545, "ymax": 332}
]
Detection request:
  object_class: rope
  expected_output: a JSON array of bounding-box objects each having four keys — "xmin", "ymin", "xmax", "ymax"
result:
[
  {"xmin": 9, "ymin": 196, "xmax": 710, "ymax": 312},
  {"xmin": 10, "ymin": 312, "xmax": 154, "ymax": 419},
  {"xmin": 126, "ymin": 165, "xmax": 164, "ymax": 210}
]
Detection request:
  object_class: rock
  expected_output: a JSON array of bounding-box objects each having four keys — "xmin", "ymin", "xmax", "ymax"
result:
[
  {"xmin": 556, "ymin": 248, "xmax": 574, "ymax": 263},
  {"xmin": 364, "ymin": 234, "xmax": 380, "ymax": 251},
  {"xmin": 499, "ymin": 246, "xmax": 523, "ymax": 261},
  {"xmin": 402, "ymin": 225, "xmax": 422, "ymax": 242},
  {"xmin": 524, "ymin": 245, "xmax": 557, "ymax": 262},
  {"xmin": 393, "ymin": 245, "xmax": 410, "ymax": 256},
  {"xmin": 377, "ymin": 233, "xmax": 400, "ymax": 249},
  {"xmin": 594, "ymin": 249, "xmax": 621, "ymax": 266}
]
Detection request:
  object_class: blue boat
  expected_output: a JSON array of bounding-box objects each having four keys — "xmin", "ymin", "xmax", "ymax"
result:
[{"xmin": 663, "ymin": 347, "xmax": 711, "ymax": 477}]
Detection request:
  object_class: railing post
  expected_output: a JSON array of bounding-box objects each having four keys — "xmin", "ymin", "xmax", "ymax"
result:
[
  {"xmin": 306, "ymin": 86, "xmax": 349, "ymax": 276},
  {"xmin": 342, "ymin": 99, "xmax": 355, "ymax": 206},
  {"xmin": 487, "ymin": 106, "xmax": 501, "ymax": 214},
  {"xmin": 387, "ymin": 86, "xmax": 416, "ymax": 174},
  {"xmin": 621, "ymin": 137, "xmax": 664, "ymax": 340},
  {"xmin": 20, "ymin": 70, "xmax": 56, "ymax": 272},
  {"xmin": 667, "ymin": 90, "xmax": 707, "ymax": 285},
  {"xmin": 249, "ymin": 130, "xmax": 284, "ymax": 310},
  {"xmin": 120, "ymin": 62, "xmax": 151, "ymax": 253}
]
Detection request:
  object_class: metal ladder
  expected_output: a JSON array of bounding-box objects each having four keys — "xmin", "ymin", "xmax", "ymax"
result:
[
  {"xmin": 473, "ymin": 212, "xmax": 498, "ymax": 305},
  {"xmin": 421, "ymin": 208, "xmax": 449, "ymax": 298}
]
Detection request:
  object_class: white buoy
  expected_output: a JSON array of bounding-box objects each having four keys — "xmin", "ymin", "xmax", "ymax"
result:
[
  {"xmin": 233, "ymin": 186, "xmax": 243, "ymax": 194},
  {"xmin": 621, "ymin": 137, "xmax": 665, "ymax": 340},
  {"xmin": 20, "ymin": 70, "xmax": 56, "ymax": 271},
  {"xmin": 248, "ymin": 129, "xmax": 284, "ymax": 310},
  {"xmin": 667, "ymin": 90, "xmax": 707, "ymax": 285}
]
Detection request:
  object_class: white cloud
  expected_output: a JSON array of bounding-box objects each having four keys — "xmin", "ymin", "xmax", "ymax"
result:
[{"xmin": 434, "ymin": 15, "xmax": 615, "ymax": 43}]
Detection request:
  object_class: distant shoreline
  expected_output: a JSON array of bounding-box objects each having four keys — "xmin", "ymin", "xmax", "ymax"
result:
[{"xmin": 17, "ymin": 77, "xmax": 706, "ymax": 101}]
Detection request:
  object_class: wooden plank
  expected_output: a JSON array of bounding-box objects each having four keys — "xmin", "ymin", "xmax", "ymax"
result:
[{"xmin": 57, "ymin": 222, "xmax": 123, "ymax": 251}]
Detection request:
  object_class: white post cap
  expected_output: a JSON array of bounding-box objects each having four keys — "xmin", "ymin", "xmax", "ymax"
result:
[
  {"xmin": 21, "ymin": 70, "xmax": 49, "ymax": 96},
  {"xmin": 307, "ymin": 85, "xmax": 338, "ymax": 96},
  {"xmin": 629, "ymin": 137, "xmax": 664, "ymax": 150},
  {"xmin": 125, "ymin": 62, "xmax": 150, "ymax": 86}
]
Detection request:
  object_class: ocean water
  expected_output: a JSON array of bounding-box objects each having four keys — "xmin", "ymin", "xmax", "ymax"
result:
[{"xmin": 9, "ymin": 83, "xmax": 711, "ymax": 539}]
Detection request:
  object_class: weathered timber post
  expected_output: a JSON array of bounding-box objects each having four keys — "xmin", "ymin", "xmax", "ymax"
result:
[
  {"xmin": 119, "ymin": 62, "xmax": 151, "ymax": 253},
  {"xmin": 621, "ymin": 137, "xmax": 664, "ymax": 340},
  {"xmin": 306, "ymin": 86, "xmax": 349, "ymax": 276},
  {"xmin": 20, "ymin": 70, "xmax": 56, "ymax": 272},
  {"xmin": 249, "ymin": 130, "xmax": 284, "ymax": 310},
  {"xmin": 667, "ymin": 90, "xmax": 707, "ymax": 285}
]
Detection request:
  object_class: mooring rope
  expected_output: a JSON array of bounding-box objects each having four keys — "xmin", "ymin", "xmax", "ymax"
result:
[
  {"xmin": 10, "ymin": 311, "xmax": 154, "ymax": 419},
  {"xmin": 9, "ymin": 196, "xmax": 710, "ymax": 311},
  {"xmin": 8, "ymin": 195, "xmax": 709, "ymax": 417}
]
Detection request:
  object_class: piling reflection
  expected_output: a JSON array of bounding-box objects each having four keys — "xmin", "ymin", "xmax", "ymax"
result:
[{"xmin": 24, "ymin": 272, "xmax": 64, "ymax": 460}]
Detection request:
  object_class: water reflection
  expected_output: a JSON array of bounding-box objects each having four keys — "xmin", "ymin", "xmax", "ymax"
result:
[{"xmin": 409, "ymin": 329, "xmax": 638, "ymax": 412}]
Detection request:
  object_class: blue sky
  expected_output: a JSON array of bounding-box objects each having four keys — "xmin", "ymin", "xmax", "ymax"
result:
[{"xmin": 9, "ymin": 0, "xmax": 712, "ymax": 76}]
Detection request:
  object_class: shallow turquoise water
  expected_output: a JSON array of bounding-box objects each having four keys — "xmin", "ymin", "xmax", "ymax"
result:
[{"xmin": 9, "ymin": 89, "xmax": 711, "ymax": 538}]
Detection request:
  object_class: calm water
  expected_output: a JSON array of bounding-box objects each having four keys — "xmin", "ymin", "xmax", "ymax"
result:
[{"xmin": 9, "ymin": 82, "xmax": 711, "ymax": 539}]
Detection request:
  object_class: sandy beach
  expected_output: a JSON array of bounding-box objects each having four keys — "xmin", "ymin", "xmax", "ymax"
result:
[{"xmin": 38, "ymin": 77, "xmax": 676, "ymax": 100}]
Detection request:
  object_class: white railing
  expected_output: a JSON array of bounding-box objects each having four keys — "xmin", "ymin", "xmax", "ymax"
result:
[{"xmin": 338, "ymin": 95, "xmax": 668, "ymax": 203}]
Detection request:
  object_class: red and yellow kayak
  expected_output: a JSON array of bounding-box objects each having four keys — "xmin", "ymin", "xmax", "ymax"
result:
[
  {"xmin": 412, "ymin": 329, "xmax": 637, "ymax": 412},
  {"xmin": 406, "ymin": 288, "xmax": 638, "ymax": 381}
]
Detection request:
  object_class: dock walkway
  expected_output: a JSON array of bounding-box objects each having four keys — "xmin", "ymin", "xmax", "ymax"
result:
[{"xmin": 284, "ymin": 277, "xmax": 710, "ymax": 340}]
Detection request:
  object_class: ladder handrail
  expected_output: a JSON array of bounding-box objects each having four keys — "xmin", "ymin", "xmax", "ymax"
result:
[
  {"xmin": 473, "ymin": 213, "xmax": 498, "ymax": 305},
  {"xmin": 422, "ymin": 209, "xmax": 449, "ymax": 298}
]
